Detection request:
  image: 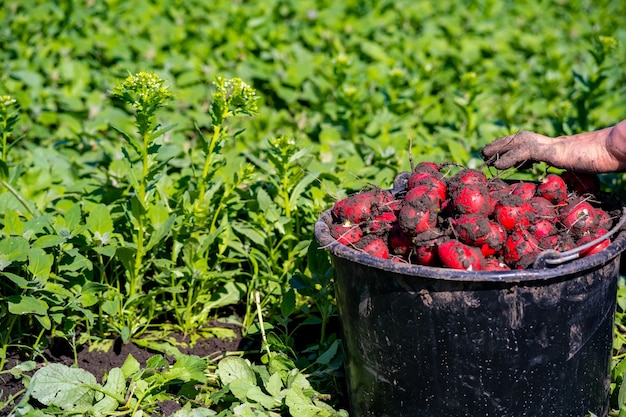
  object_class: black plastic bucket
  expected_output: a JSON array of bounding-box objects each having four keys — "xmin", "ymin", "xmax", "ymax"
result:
[{"xmin": 315, "ymin": 191, "xmax": 626, "ymax": 417}]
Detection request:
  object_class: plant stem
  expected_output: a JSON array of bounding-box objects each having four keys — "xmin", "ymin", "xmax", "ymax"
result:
[
  {"xmin": 1, "ymin": 122, "xmax": 7, "ymax": 163},
  {"xmin": 0, "ymin": 179, "xmax": 36, "ymax": 218},
  {"xmin": 132, "ymin": 131, "xmax": 151, "ymax": 295},
  {"xmin": 198, "ymin": 123, "xmax": 222, "ymax": 200},
  {"xmin": 0, "ymin": 315, "xmax": 17, "ymax": 372},
  {"xmin": 255, "ymin": 291, "xmax": 271, "ymax": 356}
]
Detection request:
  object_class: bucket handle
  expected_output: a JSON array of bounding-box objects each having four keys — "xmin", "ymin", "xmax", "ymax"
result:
[{"xmin": 533, "ymin": 207, "xmax": 626, "ymax": 268}]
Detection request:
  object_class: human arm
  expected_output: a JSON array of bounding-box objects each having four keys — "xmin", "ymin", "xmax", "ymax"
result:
[{"xmin": 481, "ymin": 119, "xmax": 626, "ymax": 173}]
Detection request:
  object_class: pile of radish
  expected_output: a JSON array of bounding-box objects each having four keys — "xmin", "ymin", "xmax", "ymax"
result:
[{"xmin": 329, "ymin": 162, "xmax": 621, "ymax": 271}]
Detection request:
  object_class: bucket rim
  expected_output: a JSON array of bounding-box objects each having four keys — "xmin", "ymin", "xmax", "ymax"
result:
[{"xmin": 314, "ymin": 208, "xmax": 626, "ymax": 283}]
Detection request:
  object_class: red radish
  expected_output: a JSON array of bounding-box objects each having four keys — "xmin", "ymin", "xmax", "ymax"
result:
[
  {"xmin": 451, "ymin": 183, "xmax": 492, "ymax": 216},
  {"xmin": 484, "ymin": 257, "xmax": 511, "ymax": 271},
  {"xmin": 537, "ymin": 174, "xmax": 567, "ymax": 204},
  {"xmin": 386, "ymin": 199, "xmax": 402, "ymax": 215},
  {"xmin": 510, "ymin": 181, "xmax": 537, "ymax": 200},
  {"xmin": 412, "ymin": 227, "xmax": 445, "ymax": 247},
  {"xmin": 493, "ymin": 195, "xmax": 533, "ymax": 231},
  {"xmin": 487, "ymin": 179, "xmax": 510, "ymax": 212},
  {"xmin": 595, "ymin": 208, "xmax": 613, "ymax": 229},
  {"xmin": 529, "ymin": 196, "xmax": 557, "ymax": 218},
  {"xmin": 331, "ymin": 224, "xmax": 362, "ymax": 245},
  {"xmin": 364, "ymin": 211, "xmax": 397, "ymax": 235},
  {"xmin": 561, "ymin": 171, "xmax": 600, "ymax": 195},
  {"xmin": 398, "ymin": 200, "xmax": 438, "ymax": 236},
  {"xmin": 407, "ymin": 173, "xmax": 447, "ymax": 202},
  {"xmin": 454, "ymin": 169, "xmax": 487, "ymax": 185},
  {"xmin": 413, "ymin": 161, "xmax": 441, "ymax": 173},
  {"xmin": 414, "ymin": 245, "xmax": 438, "ymax": 266},
  {"xmin": 480, "ymin": 243, "xmax": 497, "ymax": 257},
  {"xmin": 560, "ymin": 199, "xmax": 597, "ymax": 234},
  {"xmin": 362, "ymin": 238, "xmax": 390, "ymax": 259},
  {"xmin": 504, "ymin": 229, "xmax": 541, "ymax": 269},
  {"xmin": 452, "ymin": 216, "xmax": 504, "ymax": 251},
  {"xmin": 447, "ymin": 169, "xmax": 488, "ymax": 196},
  {"xmin": 407, "ymin": 171, "xmax": 437, "ymax": 189},
  {"xmin": 488, "ymin": 178, "xmax": 511, "ymax": 196},
  {"xmin": 531, "ymin": 219, "xmax": 557, "ymax": 240},
  {"xmin": 328, "ymin": 165, "xmax": 616, "ymax": 270},
  {"xmin": 389, "ymin": 224, "xmax": 413, "ymax": 256},
  {"xmin": 437, "ymin": 240, "xmax": 485, "ymax": 270},
  {"xmin": 578, "ymin": 228, "xmax": 610, "ymax": 257},
  {"xmin": 404, "ymin": 184, "xmax": 443, "ymax": 207},
  {"xmin": 484, "ymin": 221, "xmax": 507, "ymax": 253},
  {"xmin": 474, "ymin": 221, "xmax": 507, "ymax": 257},
  {"xmin": 452, "ymin": 215, "xmax": 492, "ymax": 246},
  {"xmin": 332, "ymin": 189, "xmax": 393, "ymax": 224},
  {"xmin": 581, "ymin": 239, "xmax": 610, "ymax": 256}
]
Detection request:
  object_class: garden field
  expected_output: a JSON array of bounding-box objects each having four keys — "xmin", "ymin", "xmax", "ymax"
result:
[{"xmin": 1, "ymin": 0, "xmax": 626, "ymax": 415}]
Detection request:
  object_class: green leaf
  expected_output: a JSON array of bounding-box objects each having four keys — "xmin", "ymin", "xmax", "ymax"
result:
[
  {"xmin": 446, "ymin": 140, "xmax": 470, "ymax": 165},
  {"xmin": 30, "ymin": 363, "xmax": 99, "ymax": 411},
  {"xmin": 7, "ymin": 295, "xmax": 48, "ymax": 316},
  {"xmin": 228, "ymin": 378, "xmax": 257, "ymax": 403},
  {"xmin": 7, "ymin": 360, "xmax": 37, "ymax": 378},
  {"xmin": 265, "ymin": 372, "xmax": 284, "ymax": 398},
  {"xmin": 121, "ymin": 354, "xmax": 141, "ymax": 378},
  {"xmin": 64, "ymin": 203, "xmax": 82, "ymax": 232},
  {"xmin": 149, "ymin": 123, "xmax": 178, "ymax": 141},
  {"xmin": 288, "ymin": 173, "xmax": 317, "ymax": 210},
  {"xmin": 315, "ymin": 339, "xmax": 341, "ymax": 366},
  {"xmin": 115, "ymin": 246, "xmax": 136, "ymax": 275},
  {"xmin": 256, "ymin": 187, "xmax": 273, "ymax": 213},
  {"xmin": 360, "ymin": 40, "xmax": 391, "ymax": 63},
  {"xmin": 93, "ymin": 245, "xmax": 117, "ymax": 257},
  {"xmin": 86, "ymin": 204, "xmax": 113, "ymax": 236},
  {"xmin": 131, "ymin": 194, "xmax": 146, "ymax": 218},
  {"xmin": 170, "ymin": 404, "xmax": 217, "ymax": 417},
  {"xmin": 32, "ymin": 234, "xmax": 65, "ymax": 249},
  {"xmin": 232, "ymin": 223, "xmax": 266, "ymax": 246},
  {"xmin": 206, "ymin": 281, "xmax": 246, "ymax": 310},
  {"xmin": 110, "ymin": 125, "xmax": 137, "ymax": 151},
  {"xmin": 27, "ymin": 247, "xmax": 53, "ymax": 281},
  {"xmin": 285, "ymin": 386, "xmax": 328, "ymax": 417},
  {"xmin": 35, "ymin": 313, "xmax": 52, "ymax": 330},
  {"xmin": 306, "ymin": 241, "xmax": 331, "ymax": 280},
  {"xmin": 2, "ymin": 271, "xmax": 28, "ymax": 287},
  {"xmin": 163, "ymin": 355, "xmax": 207, "ymax": 383},
  {"xmin": 613, "ymin": 358, "xmax": 626, "ymax": 381},
  {"xmin": 134, "ymin": 338, "xmax": 184, "ymax": 358},
  {"xmin": 0, "ymin": 236, "xmax": 29, "ymax": 270},
  {"xmin": 145, "ymin": 213, "xmax": 175, "ymax": 252},
  {"xmin": 93, "ymin": 367, "xmax": 125, "ymax": 413},
  {"xmin": 217, "ymin": 357, "xmax": 256, "ymax": 385},
  {"xmin": 60, "ymin": 251, "xmax": 93, "ymax": 272},
  {"xmin": 246, "ymin": 385, "xmax": 280, "ymax": 409},
  {"xmin": 3, "ymin": 210, "xmax": 25, "ymax": 236},
  {"xmin": 281, "ymin": 288, "xmax": 296, "ymax": 317},
  {"xmin": 11, "ymin": 69, "xmax": 44, "ymax": 88}
]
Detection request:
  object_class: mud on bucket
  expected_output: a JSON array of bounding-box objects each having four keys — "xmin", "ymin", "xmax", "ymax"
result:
[{"xmin": 315, "ymin": 186, "xmax": 626, "ymax": 417}]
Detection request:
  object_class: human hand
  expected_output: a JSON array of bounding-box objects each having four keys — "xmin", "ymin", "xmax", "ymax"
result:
[
  {"xmin": 481, "ymin": 131, "xmax": 555, "ymax": 170},
  {"xmin": 481, "ymin": 122, "xmax": 626, "ymax": 173}
]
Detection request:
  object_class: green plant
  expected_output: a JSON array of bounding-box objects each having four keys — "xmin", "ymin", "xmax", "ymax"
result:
[
  {"xmin": 5, "ymin": 351, "xmax": 347, "ymax": 417},
  {"xmin": 240, "ymin": 136, "xmax": 318, "ymax": 331},
  {"xmin": 7, "ymin": 353, "xmax": 207, "ymax": 416}
]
